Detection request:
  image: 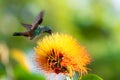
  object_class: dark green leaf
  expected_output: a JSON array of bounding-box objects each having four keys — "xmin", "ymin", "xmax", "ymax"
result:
[{"xmin": 81, "ymin": 74, "xmax": 103, "ymax": 80}]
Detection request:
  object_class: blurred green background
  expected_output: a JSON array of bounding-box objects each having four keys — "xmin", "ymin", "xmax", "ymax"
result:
[{"xmin": 0, "ymin": 0, "xmax": 120, "ymax": 80}]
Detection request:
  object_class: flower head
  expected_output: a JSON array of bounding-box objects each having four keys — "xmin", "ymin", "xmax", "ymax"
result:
[{"xmin": 34, "ymin": 33, "xmax": 90, "ymax": 76}]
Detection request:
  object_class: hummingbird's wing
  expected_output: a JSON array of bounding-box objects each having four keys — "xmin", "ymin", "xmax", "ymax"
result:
[
  {"xmin": 21, "ymin": 23, "xmax": 32, "ymax": 30},
  {"xmin": 31, "ymin": 11, "xmax": 44, "ymax": 31}
]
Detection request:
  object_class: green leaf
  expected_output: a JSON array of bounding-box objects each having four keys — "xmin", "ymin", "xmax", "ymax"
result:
[
  {"xmin": 81, "ymin": 74, "xmax": 103, "ymax": 80},
  {"xmin": 0, "ymin": 63, "xmax": 6, "ymax": 76}
]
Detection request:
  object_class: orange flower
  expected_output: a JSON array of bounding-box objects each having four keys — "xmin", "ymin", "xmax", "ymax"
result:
[{"xmin": 34, "ymin": 33, "xmax": 90, "ymax": 77}]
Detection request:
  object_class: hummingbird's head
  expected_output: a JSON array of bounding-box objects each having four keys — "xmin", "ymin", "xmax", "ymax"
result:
[{"xmin": 41, "ymin": 26, "xmax": 52, "ymax": 34}]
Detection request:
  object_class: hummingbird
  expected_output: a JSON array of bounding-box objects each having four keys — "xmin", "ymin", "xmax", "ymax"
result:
[{"xmin": 13, "ymin": 11, "xmax": 52, "ymax": 40}]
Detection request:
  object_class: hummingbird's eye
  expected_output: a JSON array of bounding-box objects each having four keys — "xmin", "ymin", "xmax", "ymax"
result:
[
  {"xmin": 42, "ymin": 26, "xmax": 52, "ymax": 34},
  {"xmin": 44, "ymin": 28, "xmax": 52, "ymax": 34},
  {"xmin": 47, "ymin": 29, "xmax": 52, "ymax": 34}
]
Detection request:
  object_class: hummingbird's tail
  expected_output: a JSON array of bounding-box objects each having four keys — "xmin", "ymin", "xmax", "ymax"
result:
[
  {"xmin": 13, "ymin": 32, "xmax": 22, "ymax": 36},
  {"xmin": 13, "ymin": 32, "xmax": 29, "ymax": 37}
]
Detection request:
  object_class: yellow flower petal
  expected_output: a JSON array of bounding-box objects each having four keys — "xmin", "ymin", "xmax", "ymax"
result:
[{"xmin": 35, "ymin": 33, "xmax": 91, "ymax": 76}]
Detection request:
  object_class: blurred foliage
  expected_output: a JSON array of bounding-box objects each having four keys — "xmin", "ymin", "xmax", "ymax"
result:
[
  {"xmin": 0, "ymin": 0, "xmax": 120, "ymax": 80},
  {"xmin": 13, "ymin": 66, "xmax": 45, "ymax": 80}
]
